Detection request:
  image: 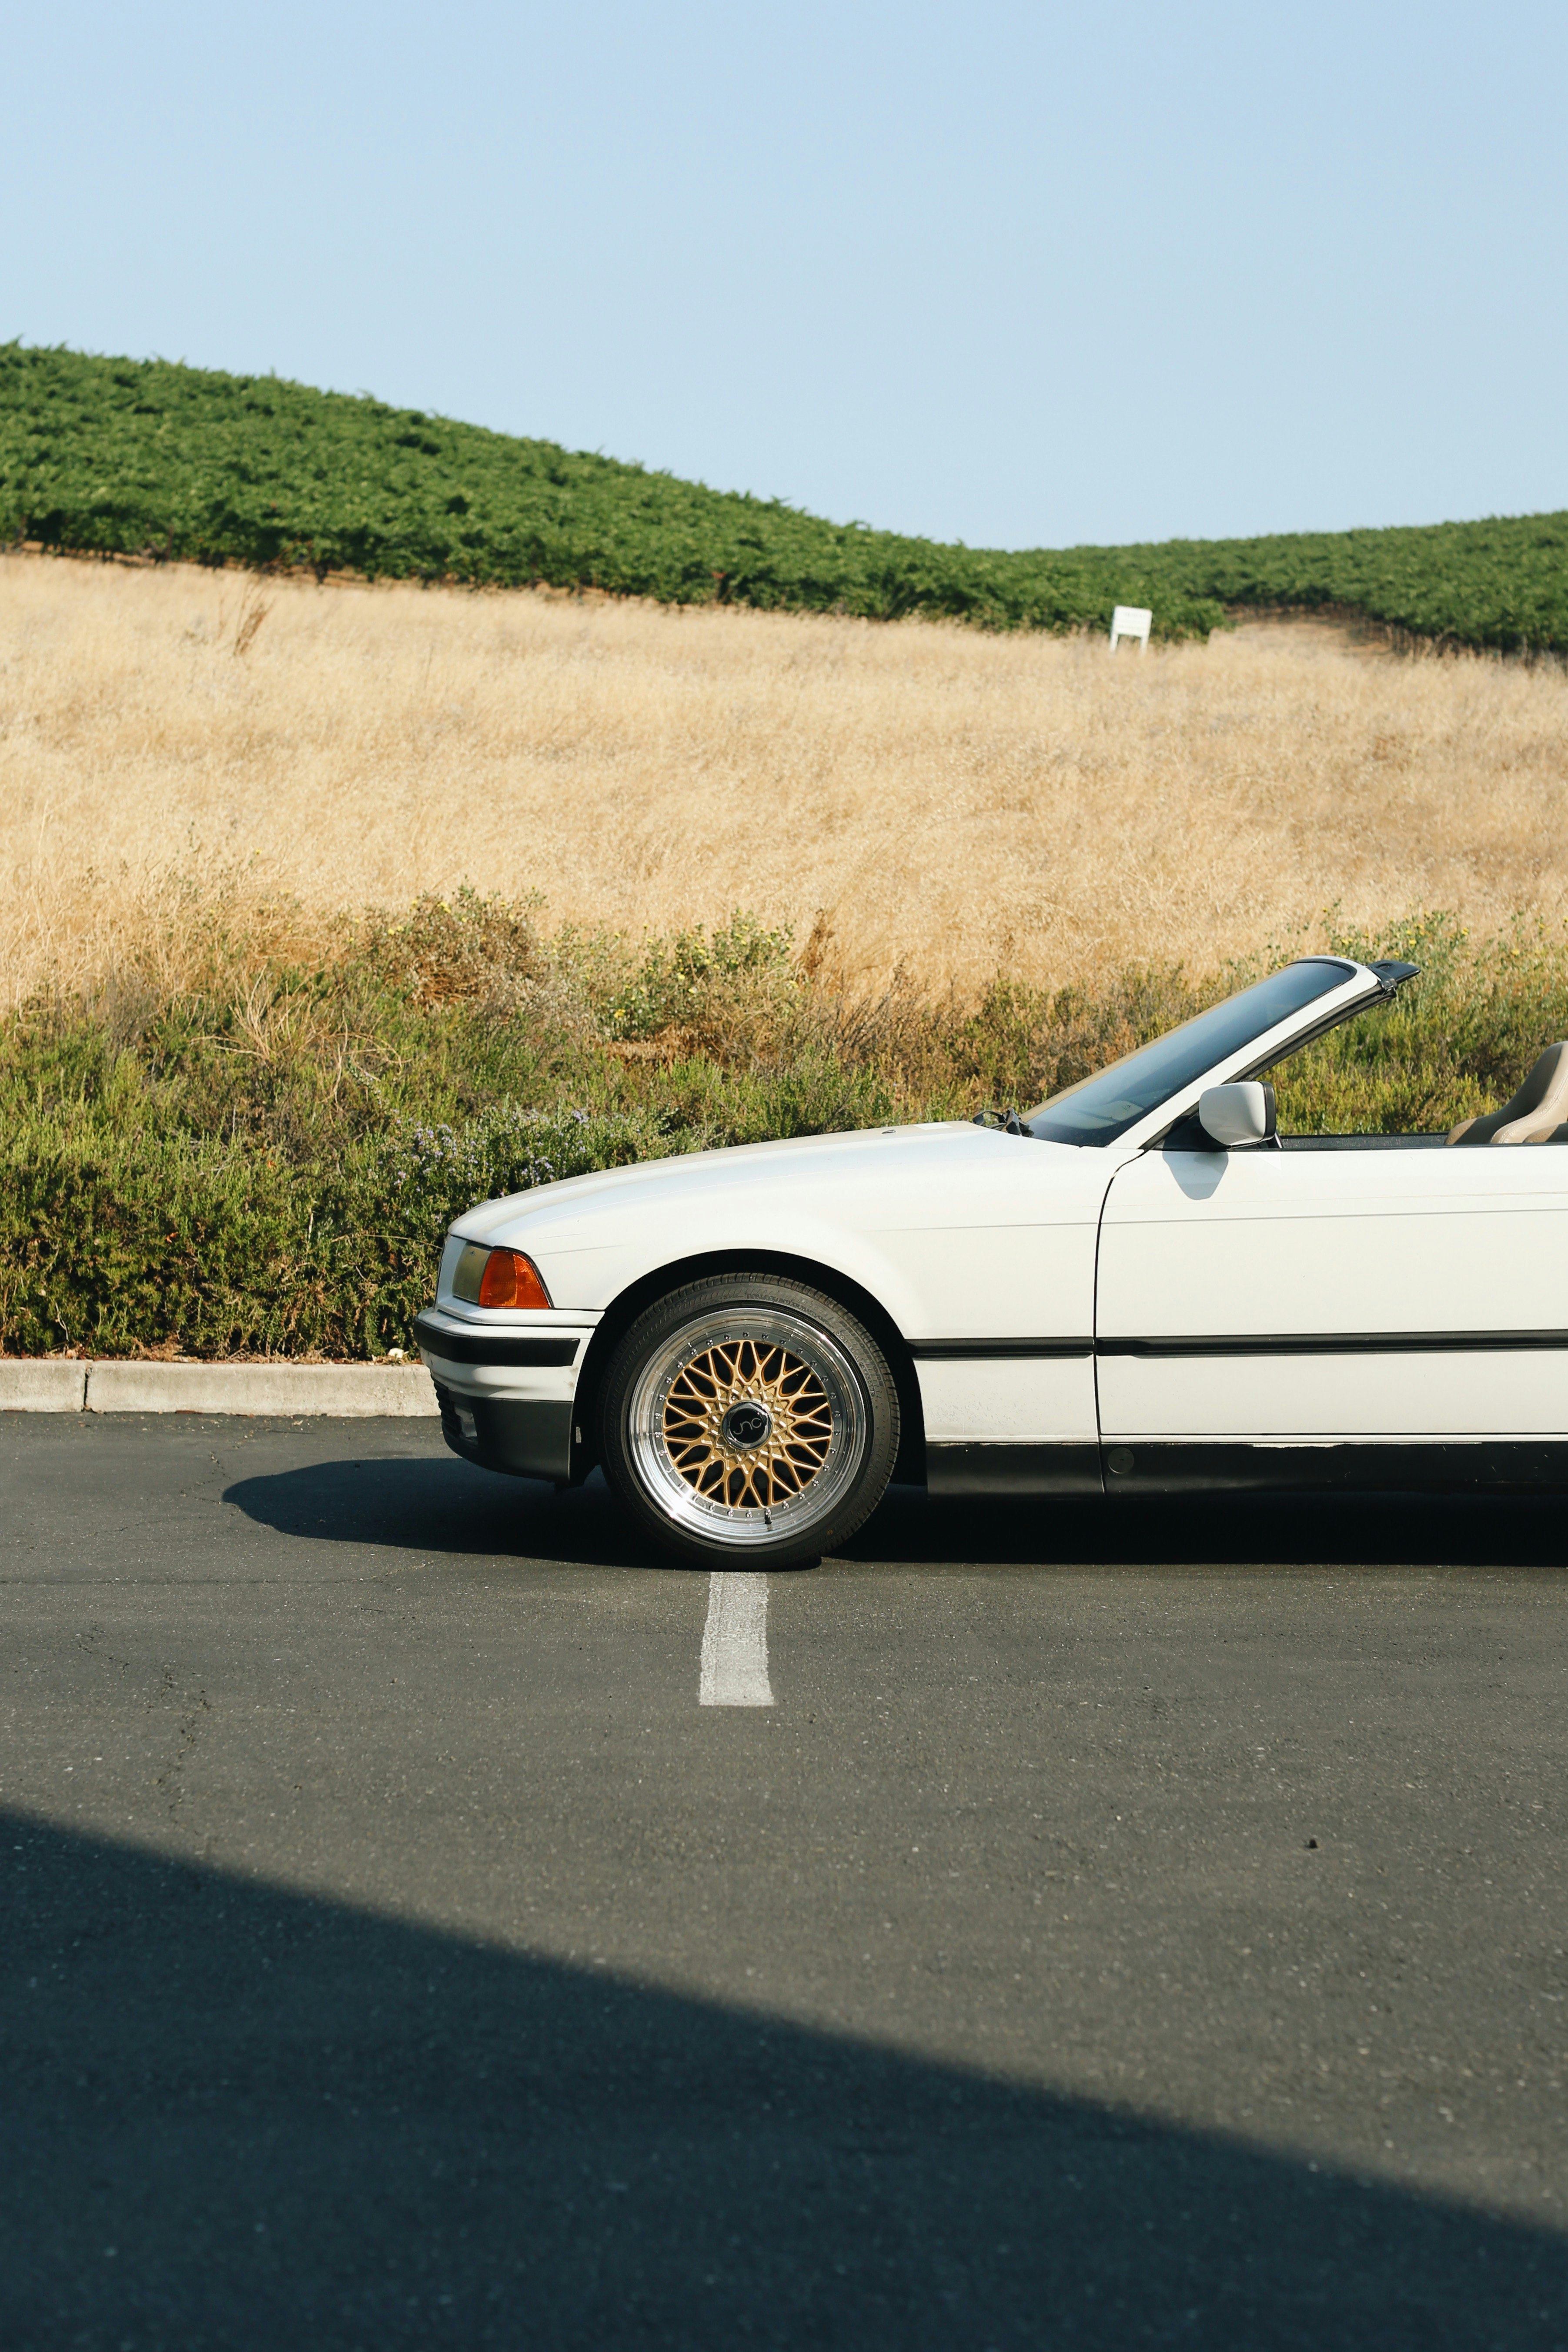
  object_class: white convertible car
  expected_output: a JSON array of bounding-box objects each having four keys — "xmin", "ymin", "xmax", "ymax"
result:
[{"xmin": 415, "ymin": 953, "xmax": 1568, "ymax": 1565}]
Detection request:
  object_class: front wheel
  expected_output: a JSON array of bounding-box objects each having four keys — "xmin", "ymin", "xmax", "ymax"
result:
[{"xmin": 597, "ymin": 1274, "xmax": 900, "ymax": 1567}]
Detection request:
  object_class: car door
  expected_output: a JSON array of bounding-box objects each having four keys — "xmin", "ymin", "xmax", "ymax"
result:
[{"xmin": 1094, "ymin": 1138, "xmax": 1568, "ymax": 1490}]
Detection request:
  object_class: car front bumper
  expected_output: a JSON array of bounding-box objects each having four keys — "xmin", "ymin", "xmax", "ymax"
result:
[{"xmin": 413, "ymin": 1307, "xmax": 598, "ymax": 1482}]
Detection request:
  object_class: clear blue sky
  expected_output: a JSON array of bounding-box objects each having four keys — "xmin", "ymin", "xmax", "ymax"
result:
[{"xmin": 7, "ymin": 0, "xmax": 1564, "ymax": 549}]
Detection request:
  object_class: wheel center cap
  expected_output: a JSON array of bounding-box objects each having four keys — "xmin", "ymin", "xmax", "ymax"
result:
[{"xmin": 721, "ymin": 1401, "xmax": 772, "ymax": 1451}]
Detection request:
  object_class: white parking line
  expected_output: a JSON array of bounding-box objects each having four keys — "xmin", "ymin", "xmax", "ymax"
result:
[{"xmin": 699, "ymin": 1572, "xmax": 774, "ymax": 1706}]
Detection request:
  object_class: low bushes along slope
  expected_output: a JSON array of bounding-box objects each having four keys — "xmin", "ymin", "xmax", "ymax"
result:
[{"xmin": 2, "ymin": 889, "xmax": 1564, "ymax": 1359}]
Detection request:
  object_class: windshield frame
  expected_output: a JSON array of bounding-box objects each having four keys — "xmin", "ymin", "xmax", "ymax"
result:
[{"xmin": 1023, "ymin": 959, "xmax": 1384, "ymax": 1151}]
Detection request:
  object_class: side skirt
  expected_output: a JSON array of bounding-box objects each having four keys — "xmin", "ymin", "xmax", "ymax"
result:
[
  {"xmin": 923, "ymin": 1439, "xmax": 1568, "ymax": 1497},
  {"xmin": 1101, "ymin": 1440, "xmax": 1568, "ymax": 1496},
  {"xmin": 926, "ymin": 1443, "xmax": 1104, "ymax": 1498}
]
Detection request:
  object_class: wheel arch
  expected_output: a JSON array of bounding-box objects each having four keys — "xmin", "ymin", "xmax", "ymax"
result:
[{"xmin": 568, "ymin": 1249, "xmax": 926, "ymax": 1489}]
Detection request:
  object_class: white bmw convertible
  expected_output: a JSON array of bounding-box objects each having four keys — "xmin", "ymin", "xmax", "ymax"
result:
[{"xmin": 415, "ymin": 953, "xmax": 1568, "ymax": 1565}]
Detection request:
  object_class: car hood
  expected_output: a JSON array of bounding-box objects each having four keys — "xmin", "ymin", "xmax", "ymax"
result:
[{"xmin": 454, "ymin": 1120, "xmax": 1058, "ymax": 1246}]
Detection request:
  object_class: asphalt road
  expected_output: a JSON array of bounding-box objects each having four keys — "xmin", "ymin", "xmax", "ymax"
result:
[{"xmin": 4, "ymin": 1414, "xmax": 1568, "ymax": 2350}]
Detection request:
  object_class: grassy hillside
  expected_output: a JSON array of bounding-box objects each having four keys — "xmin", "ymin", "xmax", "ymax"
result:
[{"xmin": 4, "ymin": 343, "xmax": 1565, "ymax": 652}]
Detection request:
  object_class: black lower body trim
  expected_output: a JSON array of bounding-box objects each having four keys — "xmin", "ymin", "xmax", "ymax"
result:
[
  {"xmin": 416, "ymin": 1312, "xmax": 580, "ymax": 1368},
  {"xmin": 910, "ymin": 1339, "xmax": 1093, "ymax": 1360},
  {"xmin": 435, "ymin": 1385, "xmax": 573, "ymax": 1481},
  {"xmin": 912, "ymin": 1332, "xmax": 1568, "ymax": 1362},
  {"xmin": 926, "ymin": 1442, "xmax": 1103, "ymax": 1498},
  {"xmin": 1101, "ymin": 1440, "xmax": 1568, "ymax": 1496},
  {"xmin": 1098, "ymin": 1331, "xmax": 1568, "ymax": 1358},
  {"xmin": 921, "ymin": 1438, "xmax": 1568, "ymax": 1498}
]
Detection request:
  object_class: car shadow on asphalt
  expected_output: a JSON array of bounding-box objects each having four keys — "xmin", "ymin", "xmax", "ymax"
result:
[
  {"xmin": 224, "ymin": 1454, "xmax": 673, "ymax": 1570},
  {"xmin": 6, "ymin": 1807, "xmax": 1565, "ymax": 2352},
  {"xmin": 225, "ymin": 1455, "xmax": 1568, "ymax": 1577},
  {"xmin": 842, "ymin": 1483, "xmax": 1568, "ymax": 1573}
]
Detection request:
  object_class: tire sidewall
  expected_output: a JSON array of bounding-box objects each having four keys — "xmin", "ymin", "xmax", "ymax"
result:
[{"xmin": 598, "ymin": 1274, "xmax": 899, "ymax": 1567}]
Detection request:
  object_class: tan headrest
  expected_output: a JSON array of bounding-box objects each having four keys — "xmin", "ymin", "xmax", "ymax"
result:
[{"xmin": 1447, "ymin": 1043, "xmax": 1568, "ymax": 1145}]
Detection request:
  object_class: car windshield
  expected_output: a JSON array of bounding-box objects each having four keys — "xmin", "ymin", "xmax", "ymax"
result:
[{"xmin": 1024, "ymin": 960, "xmax": 1359, "ymax": 1146}]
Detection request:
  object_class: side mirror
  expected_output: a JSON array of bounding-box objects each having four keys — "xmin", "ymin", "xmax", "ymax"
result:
[{"xmin": 1197, "ymin": 1081, "xmax": 1277, "ymax": 1149}]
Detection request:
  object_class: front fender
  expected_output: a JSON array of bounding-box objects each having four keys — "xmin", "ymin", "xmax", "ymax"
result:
[{"xmin": 504, "ymin": 1209, "xmax": 932, "ymax": 1342}]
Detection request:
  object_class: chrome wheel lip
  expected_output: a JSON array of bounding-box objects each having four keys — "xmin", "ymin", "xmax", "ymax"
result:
[{"xmin": 627, "ymin": 1307, "xmax": 866, "ymax": 1547}]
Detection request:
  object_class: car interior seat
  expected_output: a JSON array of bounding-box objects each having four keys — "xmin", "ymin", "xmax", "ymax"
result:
[{"xmin": 1446, "ymin": 1042, "xmax": 1568, "ymax": 1144}]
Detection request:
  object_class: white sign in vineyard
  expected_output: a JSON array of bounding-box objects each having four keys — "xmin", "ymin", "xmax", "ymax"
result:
[{"xmin": 1109, "ymin": 605, "xmax": 1152, "ymax": 653}]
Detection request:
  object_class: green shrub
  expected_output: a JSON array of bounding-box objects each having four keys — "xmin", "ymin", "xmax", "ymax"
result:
[{"xmin": 6, "ymin": 891, "xmax": 1568, "ymax": 1358}]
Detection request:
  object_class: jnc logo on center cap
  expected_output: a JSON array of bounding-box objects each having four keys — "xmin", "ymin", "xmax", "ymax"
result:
[{"xmin": 722, "ymin": 1402, "xmax": 772, "ymax": 1449}]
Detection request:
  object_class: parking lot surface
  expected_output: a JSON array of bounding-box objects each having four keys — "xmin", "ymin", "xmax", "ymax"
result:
[{"xmin": 4, "ymin": 1413, "xmax": 1568, "ymax": 2349}]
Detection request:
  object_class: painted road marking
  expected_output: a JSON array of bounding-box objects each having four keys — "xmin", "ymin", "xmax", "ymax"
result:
[{"xmin": 699, "ymin": 1572, "xmax": 774, "ymax": 1706}]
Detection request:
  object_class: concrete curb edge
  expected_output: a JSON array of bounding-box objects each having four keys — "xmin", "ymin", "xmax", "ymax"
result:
[{"xmin": 0, "ymin": 1360, "xmax": 439, "ymax": 1417}]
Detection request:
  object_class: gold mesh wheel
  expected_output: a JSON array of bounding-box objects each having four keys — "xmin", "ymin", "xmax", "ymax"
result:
[
  {"xmin": 625, "ymin": 1305, "xmax": 868, "ymax": 1545},
  {"xmin": 662, "ymin": 1337, "xmax": 834, "ymax": 1511}
]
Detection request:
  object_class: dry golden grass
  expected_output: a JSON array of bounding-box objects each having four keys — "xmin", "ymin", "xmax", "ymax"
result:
[{"xmin": 3, "ymin": 549, "xmax": 1565, "ymax": 1005}]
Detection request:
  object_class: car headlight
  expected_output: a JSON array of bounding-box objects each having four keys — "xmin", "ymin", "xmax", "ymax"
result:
[{"xmin": 450, "ymin": 1243, "xmax": 552, "ymax": 1310}]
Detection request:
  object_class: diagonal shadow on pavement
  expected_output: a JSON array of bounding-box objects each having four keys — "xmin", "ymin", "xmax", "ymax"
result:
[{"xmin": 3, "ymin": 1810, "xmax": 1565, "ymax": 2350}]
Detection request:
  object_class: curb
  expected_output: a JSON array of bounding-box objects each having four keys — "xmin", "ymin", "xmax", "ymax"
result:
[
  {"xmin": 0, "ymin": 1360, "xmax": 439, "ymax": 1417},
  {"xmin": 0, "ymin": 1361, "xmax": 89, "ymax": 1411}
]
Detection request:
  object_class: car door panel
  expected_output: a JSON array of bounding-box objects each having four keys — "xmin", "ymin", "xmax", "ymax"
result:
[
  {"xmin": 1099, "ymin": 1342, "xmax": 1568, "ymax": 1439},
  {"xmin": 1097, "ymin": 1144, "xmax": 1568, "ymax": 1439}
]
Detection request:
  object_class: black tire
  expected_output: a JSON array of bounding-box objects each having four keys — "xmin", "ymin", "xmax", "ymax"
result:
[{"xmin": 597, "ymin": 1273, "xmax": 900, "ymax": 1568}]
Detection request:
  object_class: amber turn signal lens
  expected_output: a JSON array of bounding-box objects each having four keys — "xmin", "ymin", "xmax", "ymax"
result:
[{"xmin": 476, "ymin": 1247, "xmax": 552, "ymax": 1311}]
